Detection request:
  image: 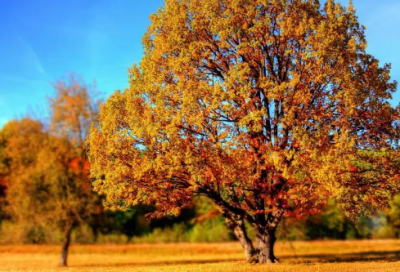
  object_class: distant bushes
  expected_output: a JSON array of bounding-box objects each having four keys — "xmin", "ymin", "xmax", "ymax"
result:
[{"xmin": 2, "ymin": 196, "xmax": 400, "ymax": 244}]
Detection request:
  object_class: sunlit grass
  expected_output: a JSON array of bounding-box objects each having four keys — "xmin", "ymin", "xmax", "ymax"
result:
[{"xmin": 1, "ymin": 240, "xmax": 400, "ymax": 271}]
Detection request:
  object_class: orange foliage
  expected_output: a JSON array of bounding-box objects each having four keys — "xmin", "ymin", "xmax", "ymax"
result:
[{"xmin": 69, "ymin": 157, "xmax": 90, "ymax": 177}]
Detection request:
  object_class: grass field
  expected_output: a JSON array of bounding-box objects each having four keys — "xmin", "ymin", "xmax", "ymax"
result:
[{"xmin": 1, "ymin": 240, "xmax": 400, "ymax": 271}]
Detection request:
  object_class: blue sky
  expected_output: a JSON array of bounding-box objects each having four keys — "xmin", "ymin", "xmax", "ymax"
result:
[{"xmin": 0, "ymin": 0, "xmax": 399, "ymax": 128}]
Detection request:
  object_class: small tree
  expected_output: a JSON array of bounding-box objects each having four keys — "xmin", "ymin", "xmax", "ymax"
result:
[
  {"xmin": 89, "ymin": 0, "xmax": 400, "ymax": 263},
  {"xmin": 48, "ymin": 74, "xmax": 101, "ymax": 266},
  {"xmin": 0, "ymin": 75, "xmax": 101, "ymax": 266}
]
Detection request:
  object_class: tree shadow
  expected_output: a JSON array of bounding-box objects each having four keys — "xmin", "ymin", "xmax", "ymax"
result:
[
  {"xmin": 77, "ymin": 250, "xmax": 400, "ymax": 268},
  {"xmin": 79, "ymin": 258, "xmax": 244, "ymax": 268},
  {"xmin": 281, "ymin": 250, "xmax": 400, "ymax": 264}
]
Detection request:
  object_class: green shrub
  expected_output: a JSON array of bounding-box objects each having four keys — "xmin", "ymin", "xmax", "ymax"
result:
[{"xmin": 189, "ymin": 218, "xmax": 232, "ymax": 242}]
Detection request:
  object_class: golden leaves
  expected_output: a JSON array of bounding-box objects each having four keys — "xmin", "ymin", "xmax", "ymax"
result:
[{"xmin": 89, "ymin": 0, "xmax": 399, "ymax": 222}]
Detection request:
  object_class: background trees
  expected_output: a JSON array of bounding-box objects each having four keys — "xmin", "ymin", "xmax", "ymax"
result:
[
  {"xmin": 89, "ymin": 0, "xmax": 400, "ymax": 264},
  {"xmin": 0, "ymin": 75, "xmax": 101, "ymax": 266},
  {"xmin": 0, "ymin": 119, "xmax": 51, "ymax": 244}
]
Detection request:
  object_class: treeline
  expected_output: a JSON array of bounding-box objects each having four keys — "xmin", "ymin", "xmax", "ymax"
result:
[{"xmin": 1, "ymin": 193, "xmax": 400, "ymax": 245}]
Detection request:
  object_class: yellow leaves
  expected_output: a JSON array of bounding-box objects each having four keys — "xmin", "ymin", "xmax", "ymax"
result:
[
  {"xmin": 270, "ymin": 151, "xmax": 286, "ymax": 171},
  {"xmin": 238, "ymin": 110, "xmax": 264, "ymax": 132},
  {"xmin": 89, "ymin": 0, "xmax": 399, "ymax": 222}
]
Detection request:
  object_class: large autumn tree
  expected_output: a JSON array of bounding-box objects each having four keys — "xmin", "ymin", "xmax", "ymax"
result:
[
  {"xmin": 0, "ymin": 75, "xmax": 100, "ymax": 267},
  {"xmin": 89, "ymin": 0, "xmax": 400, "ymax": 263}
]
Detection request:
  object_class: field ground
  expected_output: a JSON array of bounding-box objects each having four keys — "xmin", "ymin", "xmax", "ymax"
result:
[{"xmin": 1, "ymin": 240, "xmax": 400, "ymax": 271}]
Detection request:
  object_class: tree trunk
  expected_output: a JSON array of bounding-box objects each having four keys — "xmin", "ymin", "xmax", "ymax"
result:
[
  {"xmin": 255, "ymin": 228, "xmax": 278, "ymax": 264},
  {"xmin": 59, "ymin": 223, "xmax": 73, "ymax": 267},
  {"xmin": 233, "ymin": 219, "xmax": 256, "ymax": 262},
  {"xmin": 221, "ymin": 210, "xmax": 256, "ymax": 262}
]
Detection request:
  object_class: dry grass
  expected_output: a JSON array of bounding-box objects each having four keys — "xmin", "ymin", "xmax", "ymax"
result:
[{"xmin": 1, "ymin": 240, "xmax": 400, "ymax": 271}]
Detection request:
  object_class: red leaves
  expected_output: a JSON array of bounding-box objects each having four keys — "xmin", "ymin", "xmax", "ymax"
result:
[
  {"xmin": 69, "ymin": 157, "xmax": 90, "ymax": 177},
  {"xmin": 349, "ymin": 165, "xmax": 357, "ymax": 172}
]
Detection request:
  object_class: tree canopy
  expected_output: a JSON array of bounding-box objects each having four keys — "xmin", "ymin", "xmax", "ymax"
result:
[{"xmin": 89, "ymin": 0, "xmax": 400, "ymax": 263}]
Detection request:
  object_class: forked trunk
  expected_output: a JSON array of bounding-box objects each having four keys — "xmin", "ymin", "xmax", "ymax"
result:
[
  {"xmin": 59, "ymin": 223, "xmax": 73, "ymax": 267},
  {"xmin": 219, "ymin": 207, "xmax": 281, "ymax": 264},
  {"xmin": 233, "ymin": 219, "xmax": 256, "ymax": 262},
  {"xmin": 221, "ymin": 211, "xmax": 256, "ymax": 263},
  {"xmin": 256, "ymin": 228, "xmax": 278, "ymax": 264}
]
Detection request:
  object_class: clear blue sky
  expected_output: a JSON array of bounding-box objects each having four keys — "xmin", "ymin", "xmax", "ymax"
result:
[{"xmin": 1, "ymin": 0, "xmax": 399, "ymax": 128}]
